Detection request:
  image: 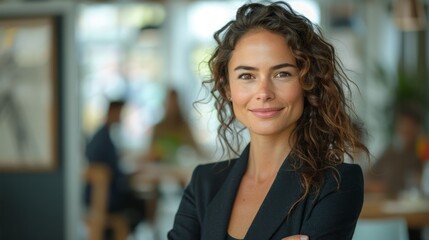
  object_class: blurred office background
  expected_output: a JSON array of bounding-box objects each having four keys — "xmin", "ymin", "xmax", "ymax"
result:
[{"xmin": 0, "ymin": 0, "xmax": 428, "ymax": 239}]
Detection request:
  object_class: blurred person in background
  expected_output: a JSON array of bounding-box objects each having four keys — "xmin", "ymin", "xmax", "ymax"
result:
[
  {"xmin": 84, "ymin": 100, "xmax": 146, "ymax": 238},
  {"xmin": 146, "ymin": 89, "xmax": 205, "ymax": 163},
  {"xmin": 365, "ymin": 101, "xmax": 426, "ymax": 240},
  {"xmin": 365, "ymin": 101, "xmax": 425, "ymax": 200},
  {"xmin": 143, "ymin": 89, "xmax": 207, "ymax": 186},
  {"xmin": 168, "ymin": 2, "xmax": 369, "ymax": 239},
  {"xmin": 137, "ymin": 89, "xmax": 208, "ymax": 234}
]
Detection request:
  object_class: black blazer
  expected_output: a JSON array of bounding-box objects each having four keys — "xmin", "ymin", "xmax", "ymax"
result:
[{"xmin": 168, "ymin": 145, "xmax": 364, "ymax": 240}]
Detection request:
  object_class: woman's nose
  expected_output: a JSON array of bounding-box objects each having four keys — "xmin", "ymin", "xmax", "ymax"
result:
[{"xmin": 256, "ymin": 78, "xmax": 274, "ymax": 101}]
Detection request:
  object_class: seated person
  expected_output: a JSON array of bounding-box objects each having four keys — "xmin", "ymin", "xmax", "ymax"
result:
[
  {"xmin": 84, "ymin": 100, "xmax": 146, "ymax": 235},
  {"xmin": 366, "ymin": 101, "xmax": 425, "ymax": 199},
  {"xmin": 146, "ymin": 89, "xmax": 205, "ymax": 166}
]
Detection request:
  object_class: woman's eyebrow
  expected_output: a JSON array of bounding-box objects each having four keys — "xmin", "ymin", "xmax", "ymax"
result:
[
  {"xmin": 233, "ymin": 65, "xmax": 256, "ymax": 71},
  {"xmin": 233, "ymin": 63, "xmax": 297, "ymax": 71},
  {"xmin": 271, "ymin": 63, "xmax": 297, "ymax": 70}
]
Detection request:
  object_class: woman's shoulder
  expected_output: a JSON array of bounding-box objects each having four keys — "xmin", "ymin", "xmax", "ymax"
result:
[
  {"xmin": 324, "ymin": 163, "xmax": 364, "ymax": 191},
  {"xmin": 191, "ymin": 159, "xmax": 237, "ymax": 190},
  {"xmin": 336, "ymin": 162, "xmax": 363, "ymax": 176},
  {"xmin": 193, "ymin": 158, "xmax": 238, "ymax": 177}
]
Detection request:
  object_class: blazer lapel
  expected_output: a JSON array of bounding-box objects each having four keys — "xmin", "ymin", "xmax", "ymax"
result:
[
  {"xmin": 201, "ymin": 145, "xmax": 250, "ymax": 240},
  {"xmin": 245, "ymin": 154, "xmax": 302, "ymax": 240}
]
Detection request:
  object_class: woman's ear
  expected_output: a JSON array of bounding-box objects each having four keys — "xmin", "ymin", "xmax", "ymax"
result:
[
  {"xmin": 225, "ymin": 86, "xmax": 232, "ymax": 101},
  {"xmin": 226, "ymin": 92, "xmax": 232, "ymax": 101}
]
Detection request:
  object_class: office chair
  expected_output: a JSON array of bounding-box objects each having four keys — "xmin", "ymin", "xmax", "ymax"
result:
[{"xmin": 84, "ymin": 164, "xmax": 129, "ymax": 240}]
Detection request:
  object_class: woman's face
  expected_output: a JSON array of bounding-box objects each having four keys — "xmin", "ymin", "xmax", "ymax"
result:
[{"xmin": 227, "ymin": 29, "xmax": 304, "ymax": 138}]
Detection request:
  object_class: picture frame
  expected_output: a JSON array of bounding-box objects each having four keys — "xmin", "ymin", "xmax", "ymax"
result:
[{"xmin": 0, "ymin": 16, "xmax": 58, "ymax": 171}]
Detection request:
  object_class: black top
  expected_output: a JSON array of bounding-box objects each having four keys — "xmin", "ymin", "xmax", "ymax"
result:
[
  {"xmin": 226, "ymin": 233, "xmax": 242, "ymax": 240},
  {"xmin": 84, "ymin": 124, "xmax": 130, "ymax": 212},
  {"xmin": 168, "ymin": 144, "xmax": 364, "ymax": 240}
]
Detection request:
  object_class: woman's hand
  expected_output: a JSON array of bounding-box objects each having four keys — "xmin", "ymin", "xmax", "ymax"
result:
[{"xmin": 282, "ymin": 235, "xmax": 309, "ymax": 240}]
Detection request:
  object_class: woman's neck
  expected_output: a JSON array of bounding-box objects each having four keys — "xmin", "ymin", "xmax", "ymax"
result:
[{"xmin": 246, "ymin": 136, "xmax": 292, "ymax": 183}]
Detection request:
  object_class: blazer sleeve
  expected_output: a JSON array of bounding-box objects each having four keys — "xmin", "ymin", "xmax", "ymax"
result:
[
  {"xmin": 300, "ymin": 164, "xmax": 364, "ymax": 240},
  {"xmin": 167, "ymin": 165, "xmax": 202, "ymax": 240}
]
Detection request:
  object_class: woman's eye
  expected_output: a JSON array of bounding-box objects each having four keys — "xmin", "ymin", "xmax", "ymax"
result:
[
  {"xmin": 275, "ymin": 71, "xmax": 292, "ymax": 78},
  {"xmin": 238, "ymin": 73, "xmax": 253, "ymax": 80}
]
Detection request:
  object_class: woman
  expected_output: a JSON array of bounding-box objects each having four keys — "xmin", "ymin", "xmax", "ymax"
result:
[
  {"xmin": 168, "ymin": 2, "xmax": 369, "ymax": 240},
  {"xmin": 146, "ymin": 89, "xmax": 204, "ymax": 167}
]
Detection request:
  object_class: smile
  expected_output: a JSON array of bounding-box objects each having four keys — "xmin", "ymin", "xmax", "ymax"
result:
[{"xmin": 249, "ymin": 107, "xmax": 284, "ymax": 118}]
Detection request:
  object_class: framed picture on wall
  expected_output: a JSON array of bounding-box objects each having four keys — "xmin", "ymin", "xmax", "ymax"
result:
[{"xmin": 0, "ymin": 16, "xmax": 58, "ymax": 171}]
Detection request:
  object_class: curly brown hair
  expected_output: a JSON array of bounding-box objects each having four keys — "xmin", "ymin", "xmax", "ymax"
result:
[{"xmin": 203, "ymin": 1, "xmax": 369, "ymax": 203}]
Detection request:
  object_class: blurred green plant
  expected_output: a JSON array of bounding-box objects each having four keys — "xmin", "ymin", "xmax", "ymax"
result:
[
  {"xmin": 374, "ymin": 64, "xmax": 427, "ymax": 109},
  {"xmin": 373, "ymin": 63, "xmax": 428, "ymax": 136}
]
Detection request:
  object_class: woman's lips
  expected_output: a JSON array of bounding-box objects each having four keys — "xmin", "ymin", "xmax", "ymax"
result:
[{"xmin": 249, "ymin": 107, "xmax": 284, "ymax": 118}]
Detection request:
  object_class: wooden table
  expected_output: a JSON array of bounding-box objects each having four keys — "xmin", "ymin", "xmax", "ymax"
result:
[
  {"xmin": 360, "ymin": 194, "xmax": 429, "ymax": 229},
  {"xmin": 131, "ymin": 162, "xmax": 194, "ymax": 197}
]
